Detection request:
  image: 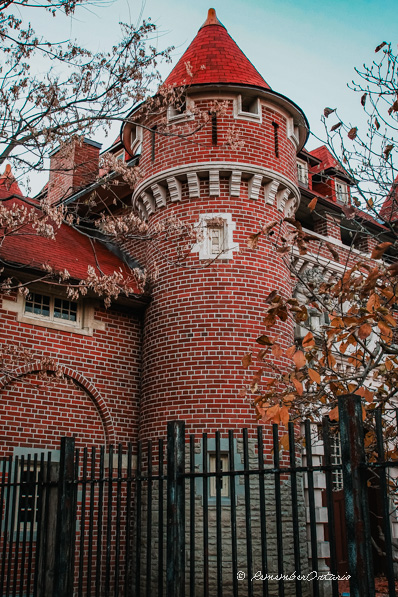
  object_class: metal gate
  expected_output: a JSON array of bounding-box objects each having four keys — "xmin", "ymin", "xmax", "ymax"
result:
[{"xmin": 0, "ymin": 394, "xmax": 397, "ymax": 596}]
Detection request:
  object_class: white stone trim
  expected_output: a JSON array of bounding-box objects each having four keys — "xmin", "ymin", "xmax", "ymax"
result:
[
  {"xmin": 286, "ymin": 117, "xmax": 300, "ymax": 150},
  {"xmin": 141, "ymin": 191, "xmax": 155, "ymax": 215},
  {"xmin": 264, "ymin": 180, "xmax": 280, "ymax": 205},
  {"xmin": 193, "ymin": 212, "xmax": 238, "ymax": 261},
  {"xmin": 186, "ymin": 172, "xmax": 200, "ymax": 198},
  {"xmin": 276, "ymin": 187, "xmax": 290, "ymax": 211},
  {"xmin": 151, "ymin": 183, "xmax": 167, "ymax": 209},
  {"xmin": 248, "ymin": 174, "xmax": 263, "ymax": 200},
  {"xmin": 1, "ymin": 294, "xmax": 105, "ymax": 336},
  {"xmin": 166, "ymin": 176, "xmax": 182, "ymax": 202},
  {"xmin": 209, "ymin": 170, "xmax": 220, "ymax": 197},
  {"xmin": 136, "ymin": 198, "xmax": 149, "ymax": 220},
  {"xmin": 229, "ymin": 171, "xmax": 242, "ymax": 197}
]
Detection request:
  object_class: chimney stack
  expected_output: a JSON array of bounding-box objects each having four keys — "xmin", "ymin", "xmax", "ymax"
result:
[{"xmin": 47, "ymin": 137, "xmax": 102, "ymax": 205}]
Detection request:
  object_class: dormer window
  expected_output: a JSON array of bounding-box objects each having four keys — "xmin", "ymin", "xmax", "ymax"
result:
[
  {"xmin": 335, "ymin": 181, "xmax": 349, "ymax": 204},
  {"xmin": 234, "ymin": 95, "xmax": 261, "ymax": 122},
  {"xmin": 130, "ymin": 125, "xmax": 143, "ymax": 156},
  {"xmin": 297, "ymin": 160, "xmax": 309, "ymax": 186}
]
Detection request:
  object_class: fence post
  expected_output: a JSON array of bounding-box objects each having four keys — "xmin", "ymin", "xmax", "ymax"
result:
[
  {"xmin": 167, "ymin": 421, "xmax": 185, "ymax": 597},
  {"xmin": 338, "ymin": 394, "xmax": 375, "ymax": 597},
  {"xmin": 53, "ymin": 437, "xmax": 77, "ymax": 597}
]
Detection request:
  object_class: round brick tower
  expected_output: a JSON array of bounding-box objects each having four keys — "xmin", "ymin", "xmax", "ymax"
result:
[{"xmin": 122, "ymin": 9, "xmax": 309, "ymax": 443}]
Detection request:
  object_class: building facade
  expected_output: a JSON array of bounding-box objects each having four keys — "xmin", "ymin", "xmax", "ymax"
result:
[{"xmin": 0, "ymin": 8, "xmax": 394, "ymax": 595}]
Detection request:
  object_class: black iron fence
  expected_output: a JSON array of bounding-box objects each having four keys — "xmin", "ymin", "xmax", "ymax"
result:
[{"xmin": 0, "ymin": 395, "xmax": 397, "ymax": 596}]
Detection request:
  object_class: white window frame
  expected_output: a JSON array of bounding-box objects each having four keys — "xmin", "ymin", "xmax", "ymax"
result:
[
  {"xmin": 195, "ymin": 213, "xmax": 238, "ymax": 261},
  {"xmin": 130, "ymin": 125, "xmax": 143, "ymax": 155},
  {"xmin": 1, "ymin": 291, "xmax": 106, "ymax": 336},
  {"xmin": 295, "ymin": 309, "xmax": 330, "ymax": 339},
  {"xmin": 335, "ymin": 180, "xmax": 349, "ymax": 204},
  {"xmin": 234, "ymin": 94, "xmax": 262, "ymax": 123},
  {"xmin": 167, "ymin": 96, "xmax": 195, "ymax": 124},
  {"xmin": 24, "ymin": 291, "xmax": 81, "ymax": 328},
  {"xmin": 297, "ymin": 159, "xmax": 309, "ymax": 186}
]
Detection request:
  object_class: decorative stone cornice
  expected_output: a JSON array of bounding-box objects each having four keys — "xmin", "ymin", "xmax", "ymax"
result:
[{"xmin": 133, "ymin": 162, "xmax": 300, "ymax": 219}]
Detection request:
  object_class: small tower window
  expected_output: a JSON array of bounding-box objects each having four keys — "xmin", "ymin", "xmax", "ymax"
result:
[
  {"xmin": 234, "ymin": 95, "xmax": 262, "ymax": 122},
  {"xmin": 272, "ymin": 122, "xmax": 279, "ymax": 158},
  {"xmin": 167, "ymin": 95, "xmax": 194, "ymax": 123},
  {"xmin": 207, "ymin": 223, "xmax": 225, "ymax": 257},
  {"xmin": 195, "ymin": 213, "xmax": 238, "ymax": 261}
]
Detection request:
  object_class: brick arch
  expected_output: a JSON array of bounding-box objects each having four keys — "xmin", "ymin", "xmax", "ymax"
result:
[{"xmin": 0, "ymin": 361, "xmax": 115, "ymax": 445}]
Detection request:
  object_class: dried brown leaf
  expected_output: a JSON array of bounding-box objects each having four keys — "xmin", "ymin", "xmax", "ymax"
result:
[
  {"xmin": 384, "ymin": 144, "xmax": 394, "ymax": 160},
  {"xmin": 308, "ymin": 368, "xmax": 321, "ymax": 384},
  {"xmin": 323, "ymin": 107, "xmax": 336, "ymax": 117},
  {"xmin": 375, "ymin": 41, "xmax": 387, "ymax": 52},
  {"xmin": 329, "ymin": 406, "xmax": 339, "ymax": 421},
  {"xmin": 342, "ymin": 204, "xmax": 356, "ymax": 220},
  {"xmin": 347, "ymin": 127, "xmax": 358, "ymax": 140},
  {"xmin": 330, "ymin": 122, "xmax": 342, "ymax": 132},
  {"xmin": 242, "ymin": 353, "xmax": 252, "ymax": 369},
  {"xmin": 292, "ymin": 377, "xmax": 303, "ymax": 396},
  {"xmin": 256, "ymin": 334, "xmax": 273, "ymax": 346},
  {"xmin": 371, "ymin": 242, "xmax": 393, "ymax": 259},
  {"xmin": 247, "ymin": 232, "xmax": 261, "ymax": 249},
  {"xmin": 326, "ymin": 242, "xmax": 340, "ymax": 261},
  {"xmin": 293, "ymin": 350, "xmax": 306, "ymax": 369},
  {"xmin": 302, "ymin": 331, "xmax": 315, "ymax": 349},
  {"xmin": 358, "ymin": 323, "xmax": 372, "ymax": 340},
  {"xmin": 308, "ymin": 197, "xmax": 318, "ymax": 212}
]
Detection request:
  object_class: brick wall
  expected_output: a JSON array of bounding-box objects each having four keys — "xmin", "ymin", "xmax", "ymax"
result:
[{"xmin": 0, "ymin": 299, "xmax": 142, "ymax": 457}]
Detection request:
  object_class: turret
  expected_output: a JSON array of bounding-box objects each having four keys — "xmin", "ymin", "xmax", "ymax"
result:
[{"xmin": 121, "ymin": 9, "xmax": 309, "ymax": 443}]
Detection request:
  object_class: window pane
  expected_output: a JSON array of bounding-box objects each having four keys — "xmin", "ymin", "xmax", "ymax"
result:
[
  {"xmin": 25, "ymin": 293, "xmax": 50, "ymax": 317},
  {"xmin": 18, "ymin": 466, "xmax": 38, "ymax": 526},
  {"xmin": 54, "ymin": 298, "xmax": 77, "ymax": 322}
]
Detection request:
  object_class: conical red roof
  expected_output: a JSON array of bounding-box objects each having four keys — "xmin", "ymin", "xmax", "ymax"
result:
[{"xmin": 163, "ymin": 9, "xmax": 270, "ymax": 90}]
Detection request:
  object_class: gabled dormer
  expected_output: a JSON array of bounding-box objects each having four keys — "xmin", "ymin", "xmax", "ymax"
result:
[{"xmin": 310, "ymin": 145, "xmax": 353, "ymax": 204}]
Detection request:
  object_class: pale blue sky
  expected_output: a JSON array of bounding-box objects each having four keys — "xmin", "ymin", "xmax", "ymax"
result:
[
  {"xmin": 64, "ymin": 0, "xmax": 397, "ymax": 145},
  {"xmin": 19, "ymin": 0, "xmax": 398, "ymax": 189}
]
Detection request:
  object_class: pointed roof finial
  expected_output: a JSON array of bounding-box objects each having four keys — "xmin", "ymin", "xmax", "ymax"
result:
[{"xmin": 200, "ymin": 8, "xmax": 225, "ymax": 29}]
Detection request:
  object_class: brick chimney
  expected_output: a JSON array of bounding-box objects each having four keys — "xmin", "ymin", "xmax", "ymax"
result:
[{"xmin": 47, "ymin": 137, "xmax": 102, "ymax": 205}]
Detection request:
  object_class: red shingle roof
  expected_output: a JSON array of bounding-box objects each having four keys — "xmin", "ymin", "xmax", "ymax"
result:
[
  {"xmin": 310, "ymin": 145, "xmax": 342, "ymax": 172},
  {"xmin": 0, "ymin": 197, "xmax": 141, "ymax": 294},
  {"xmin": 163, "ymin": 9, "xmax": 270, "ymax": 90}
]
